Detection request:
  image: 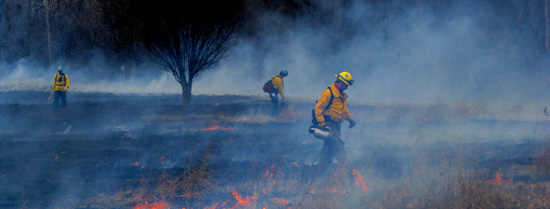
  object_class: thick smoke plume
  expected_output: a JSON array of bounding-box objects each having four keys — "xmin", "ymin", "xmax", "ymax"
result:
[
  {"xmin": 1, "ymin": 0, "xmax": 548, "ymax": 107},
  {"xmin": 2, "ymin": 1, "xmax": 550, "ymax": 208}
]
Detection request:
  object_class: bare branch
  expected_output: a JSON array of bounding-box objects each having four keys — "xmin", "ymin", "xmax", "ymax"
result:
[{"xmin": 142, "ymin": 0, "xmax": 244, "ymax": 105}]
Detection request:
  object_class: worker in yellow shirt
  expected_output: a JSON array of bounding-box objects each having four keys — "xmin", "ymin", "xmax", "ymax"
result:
[
  {"xmin": 270, "ymin": 70, "xmax": 287, "ymax": 104},
  {"xmin": 52, "ymin": 66, "xmax": 69, "ymax": 109},
  {"xmin": 314, "ymin": 72, "xmax": 356, "ymax": 174},
  {"xmin": 263, "ymin": 70, "xmax": 288, "ymax": 105}
]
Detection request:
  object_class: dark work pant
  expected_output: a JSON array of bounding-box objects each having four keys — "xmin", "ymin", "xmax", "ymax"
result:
[
  {"xmin": 318, "ymin": 120, "xmax": 349, "ymax": 175},
  {"xmin": 269, "ymin": 91, "xmax": 279, "ymax": 104},
  {"xmin": 53, "ymin": 91, "xmax": 66, "ymax": 108}
]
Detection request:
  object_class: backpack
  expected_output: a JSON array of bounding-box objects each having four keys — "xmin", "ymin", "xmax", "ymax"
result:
[
  {"xmin": 57, "ymin": 74, "xmax": 65, "ymax": 82},
  {"xmin": 263, "ymin": 80, "xmax": 273, "ymax": 93},
  {"xmin": 55, "ymin": 74, "xmax": 66, "ymax": 85},
  {"xmin": 311, "ymin": 87, "xmax": 334, "ymax": 126}
]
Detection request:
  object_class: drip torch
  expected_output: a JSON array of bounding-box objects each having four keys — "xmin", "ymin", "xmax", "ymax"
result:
[{"xmin": 308, "ymin": 125, "xmax": 331, "ymax": 140}]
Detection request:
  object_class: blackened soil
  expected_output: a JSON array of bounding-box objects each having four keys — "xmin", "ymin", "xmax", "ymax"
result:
[{"xmin": 0, "ymin": 91, "xmax": 548, "ymax": 208}]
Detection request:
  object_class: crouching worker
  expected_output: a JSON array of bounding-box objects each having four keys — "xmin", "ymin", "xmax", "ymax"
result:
[
  {"xmin": 263, "ymin": 70, "xmax": 288, "ymax": 105},
  {"xmin": 313, "ymin": 72, "xmax": 356, "ymax": 175},
  {"xmin": 52, "ymin": 66, "xmax": 69, "ymax": 109}
]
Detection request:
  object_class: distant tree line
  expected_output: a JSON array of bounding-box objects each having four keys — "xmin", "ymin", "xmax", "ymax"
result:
[{"xmin": 0, "ymin": 0, "xmax": 549, "ymax": 69}]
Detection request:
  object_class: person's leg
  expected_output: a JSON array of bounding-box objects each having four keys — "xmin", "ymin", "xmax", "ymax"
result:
[
  {"xmin": 326, "ymin": 121, "xmax": 347, "ymax": 171},
  {"xmin": 328, "ymin": 121, "xmax": 346, "ymax": 165},
  {"xmin": 60, "ymin": 91, "xmax": 66, "ymax": 108},
  {"xmin": 334, "ymin": 141, "xmax": 349, "ymax": 166},
  {"xmin": 318, "ymin": 140, "xmax": 334, "ymax": 171},
  {"xmin": 328, "ymin": 121, "xmax": 353, "ymax": 187},
  {"xmin": 53, "ymin": 91, "xmax": 60, "ymax": 108},
  {"xmin": 270, "ymin": 92, "xmax": 279, "ymax": 104},
  {"xmin": 326, "ymin": 121, "xmax": 341, "ymax": 142}
]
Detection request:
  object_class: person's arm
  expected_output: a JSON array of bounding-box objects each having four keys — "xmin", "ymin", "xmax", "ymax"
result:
[
  {"xmin": 53, "ymin": 75, "xmax": 57, "ymax": 90},
  {"xmin": 65, "ymin": 75, "xmax": 69, "ymax": 90},
  {"xmin": 314, "ymin": 90, "xmax": 331, "ymax": 127},
  {"xmin": 344, "ymin": 102, "xmax": 352, "ymax": 120},
  {"xmin": 344, "ymin": 101, "xmax": 355, "ymax": 128}
]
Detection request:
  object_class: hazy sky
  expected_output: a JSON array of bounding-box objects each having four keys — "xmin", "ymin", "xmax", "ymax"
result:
[{"xmin": 1, "ymin": 0, "xmax": 549, "ymax": 105}]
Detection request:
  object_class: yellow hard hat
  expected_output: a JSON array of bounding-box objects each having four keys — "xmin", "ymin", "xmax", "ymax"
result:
[{"xmin": 335, "ymin": 72, "xmax": 354, "ymax": 86}]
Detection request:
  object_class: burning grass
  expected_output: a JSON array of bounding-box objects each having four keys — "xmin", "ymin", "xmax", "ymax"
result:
[
  {"xmin": 533, "ymin": 141, "xmax": 550, "ymax": 175},
  {"xmin": 88, "ymin": 147, "xmax": 214, "ymax": 209},
  {"xmin": 418, "ymin": 172, "xmax": 550, "ymax": 209},
  {"xmin": 23, "ymin": 132, "xmax": 550, "ymax": 209},
  {"xmin": 3, "ymin": 93, "xmax": 550, "ymax": 208},
  {"xmin": 360, "ymin": 139, "xmax": 550, "ymax": 209}
]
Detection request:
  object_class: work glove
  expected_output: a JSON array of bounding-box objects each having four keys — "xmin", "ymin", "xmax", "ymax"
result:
[{"xmin": 348, "ymin": 119, "xmax": 356, "ymax": 129}]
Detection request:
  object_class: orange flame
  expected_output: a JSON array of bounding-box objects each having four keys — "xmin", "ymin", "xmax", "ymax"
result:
[
  {"xmin": 261, "ymin": 164, "xmax": 277, "ymax": 195},
  {"xmin": 262, "ymin": 187, "xmax": 272, "ymax": 194},
  {"xmin": 327, "ymin": 188, "xmax": 346, "ymax": 196},
  {"xmin": 183, "ymin": 187, "xmax": 199, "ymax": 198},
  {"xmin": 352, "ymin": 169, "xmax": 370, "ymax": 193},
  {"xmin": 232, "ymin": 192, "xmax": 259, "ymax": 206},
  {"xmin": 264, "ymin": 169, "xmax": 274, "ymax": 178},
  {"xmin": 204, "ymin": 126, "xmax": 219, "ymax": 131},
  {"xmin": 203, "ymin": 126, "xmax": 233, "ymax": 131},
  {"xmin": 134, "ymin": 201, "xmax": 170, "ymax": 209},
  {"xmin": 488, "ymin": 173, "xmax": 513, "ymax": 185},
  {"xmin": 204, "ymin": 202, "xmax": 219, "ymax": 209},
  {"xmin": 273, "ymin": 198, "xmax": 290, "ymax": 206},
  {"xmin": 496, "ymin": 173, "xmax": 502, "ymax": 184}
]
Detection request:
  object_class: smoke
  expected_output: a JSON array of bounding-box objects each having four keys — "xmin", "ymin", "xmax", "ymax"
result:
[
  {"xmin": 1, "ymin": 0, "xmax": 548, "ymax": 106},
  {"xmin": 0, "ymin": 59, "xmax": 181, "ymax": 95},
  {"xmin": 206, "ymin": 0, "xmax": 550, "ymax": 105},
  {"xmin": 2, "ymin": 1, "xmax": 550, "ymax": 208}
]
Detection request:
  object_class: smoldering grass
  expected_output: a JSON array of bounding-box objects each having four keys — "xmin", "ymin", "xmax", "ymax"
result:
[
  {"xmin": 360, "ymin": 139, "xmax": 550, "ymax": 209},
  {"xmin": 532, "ymin": 139, "xmax": 550, "ymax": 176},
  {"xmin": 85, "ymin": 142, "xmax": 216, "ymax": 209}
]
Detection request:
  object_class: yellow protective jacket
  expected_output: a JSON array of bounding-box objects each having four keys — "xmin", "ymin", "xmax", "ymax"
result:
[
  {"xmin": 314, "ymin": 84, "xmax": 352, "ymax": 126},
  {"xmin": 271, "ymin": 75, "xmax": 284, "ymax": 98},
  {"xmin": 53, "ymin": 73, "xmax": 69, "ymax": 91}
]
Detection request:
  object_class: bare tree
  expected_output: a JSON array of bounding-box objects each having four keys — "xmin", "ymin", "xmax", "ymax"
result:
[
  {"xmin": 34, "ymin": 0, "xmax": 82, "ymax": 66},
  {"xmin": 43, "ymin": 0, "xmax": 55, "ymax": 65},
  {"xmin": 97, "ymin": 0, "xmax": 147, "ymax": 76},
  {"xmin": 143, "ymin": 0, "xmax": 244, "ymax": 107},
  {"xmin": 546, "ymin": 0, "xmax": 550, "ymax": 53}
]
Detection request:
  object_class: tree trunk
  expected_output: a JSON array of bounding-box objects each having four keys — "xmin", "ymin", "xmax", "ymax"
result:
[
  {"xmin": 181, "ymin": 80, "xmax": 193, "ymax": 107},
  {"xmin": 545, "ymin": 0, "xmax": 550, "ymax": 53},
  {"xmin": 44, "ymin": 0, "xmax": 53, "ymax": 66}
]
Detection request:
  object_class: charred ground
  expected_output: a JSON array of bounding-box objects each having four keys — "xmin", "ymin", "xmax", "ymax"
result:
[{"xmin": 1, "ymin": 91, "xmax": 550, "ymax": 208}]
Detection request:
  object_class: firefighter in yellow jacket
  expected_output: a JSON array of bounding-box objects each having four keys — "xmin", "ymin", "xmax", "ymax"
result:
[
  {"xmin": 269, "ymin": 70, "xmax": 288, "ymax": 104},
  {"xmin": 314, "ymin": 72, "xmax": 356, "ymax": 173},
  {"xmin": 52, "ymin": 66, "xmax": 69, "ymax": 108}
]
